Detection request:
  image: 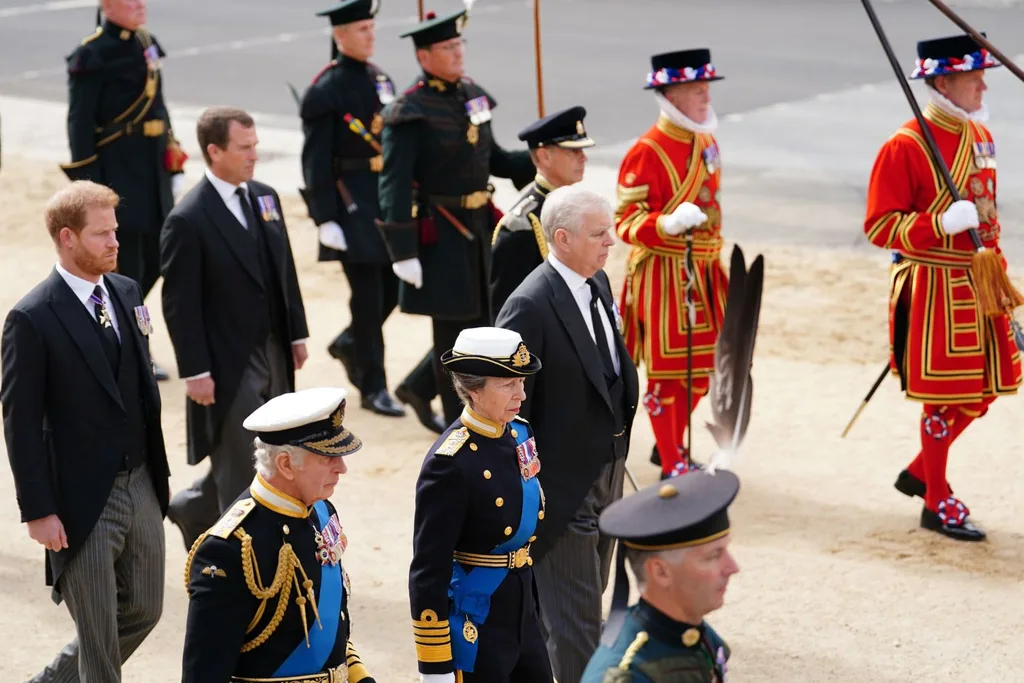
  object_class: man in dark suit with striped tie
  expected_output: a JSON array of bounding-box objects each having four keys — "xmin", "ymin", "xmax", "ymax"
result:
[
  {"xmin": 495, "ymin": 184, "xmax": 640, "ymax": 683},
  {"xmin": 160, "ymin": 106, "xmax": 310, "ymax": 551},
  {"xmin": 1, "ymin": 180, "xmax": 170, "ymax": 682}
]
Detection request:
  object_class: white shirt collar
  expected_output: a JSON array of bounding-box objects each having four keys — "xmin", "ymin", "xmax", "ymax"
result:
[
  {"xmin": 55, "ymin": 262, "xmax": 108, "ymax": 306},
  {"xmin": 205, "ymin": 167, "xmax": 249, "ymax": 203},
  {"xmin": 547, "ymin": 251, "xmax": 589, "ymax": 295}
]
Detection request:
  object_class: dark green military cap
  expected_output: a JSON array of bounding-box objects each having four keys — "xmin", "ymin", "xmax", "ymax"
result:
[
  {"xmin": 399, "ymin": 8, "xmax": 468, "ymax": 48},
  {"xmin": 316, "ymin": 0, "xmax": 378, "ymax": 26}
]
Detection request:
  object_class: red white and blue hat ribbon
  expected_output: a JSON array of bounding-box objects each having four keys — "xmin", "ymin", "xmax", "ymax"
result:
[
  {"xmin": 910, "ymin": 49, "xmax": 999, "ymax": 79},
  {"xmin": 646, "ymin": 63, "xmax": 717, "ymax": 88}
]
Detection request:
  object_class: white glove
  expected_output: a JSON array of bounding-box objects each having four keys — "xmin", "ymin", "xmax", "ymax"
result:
[
  {"xmin": 940, "ymin": 200, "xmax": 980, "ymax": 236},
  {"xmin": 421, "ymin": 675, "xmax": 456, "ymax": 683},
  {"xmin": 660, "ymin": 201, "xmax": 707, "ymax": 236},
  {"xmin": 318, "ymin": 221, "xmax": 348, "ymax": 251},
  {"xmin": 392, "ymin": 257, "xmax": 423, "ymax": 289},
  {"xmin": 171, "ymin": 174, "xmax": 185, "ymax": 202}
]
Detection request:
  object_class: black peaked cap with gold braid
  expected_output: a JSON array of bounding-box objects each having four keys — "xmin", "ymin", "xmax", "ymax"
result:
[
  {"xmin": 440, "ymin": 327, "xmax": 542, "ymax": 377},
  {"xmin": 242, "ymin": 387, "xmax": 362, "ymax": 457}
]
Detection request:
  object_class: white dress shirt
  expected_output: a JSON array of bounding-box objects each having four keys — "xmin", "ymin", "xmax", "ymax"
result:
[
  {"xmin": 55, "ymin": 262, "xmax": 121, "ymax": 342},
  {"xmin": 183, "ymin": 169, "xmax": 306, "ymax": 382},
  {"xmin": 205, "ymin": 167, "xmax": 252, "ymax": 230},
  {"xmin": 546, "ymin": 252, "xmax": 620, "ymax": 375}
]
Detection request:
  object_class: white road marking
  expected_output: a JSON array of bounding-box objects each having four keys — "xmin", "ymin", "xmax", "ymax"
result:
[{"xmin": 0, "ymin": 0, "xmax": 96, "ymax": 19}]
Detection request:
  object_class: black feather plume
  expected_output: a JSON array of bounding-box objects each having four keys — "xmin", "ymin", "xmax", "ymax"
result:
[{"xmin": 706, "ymin": 245, "xmax": 763, "ymax": 471}]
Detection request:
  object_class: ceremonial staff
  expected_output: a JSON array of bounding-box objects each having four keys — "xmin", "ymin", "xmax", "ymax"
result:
[
  {"xmin": 924, "ymin": 0, "xmax": 1024, "ymax": 86},
  {"xmin": 533, "ymin": 0, "xmax": 544, "ymax": 118}
]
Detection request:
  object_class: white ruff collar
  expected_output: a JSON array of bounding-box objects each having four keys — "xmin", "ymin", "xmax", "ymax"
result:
[
  {"xmin": 926, "ymin": 85, "xmax": 989, "ymax": 123},
  {"xmin": 654, "ymin": 92, "xmax": 719, "ymax": 134}
]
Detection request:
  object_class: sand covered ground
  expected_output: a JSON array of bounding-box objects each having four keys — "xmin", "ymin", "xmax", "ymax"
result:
[{"xmin": 1, "ymin": 155, "xmax": 1021, "ymax": 682}]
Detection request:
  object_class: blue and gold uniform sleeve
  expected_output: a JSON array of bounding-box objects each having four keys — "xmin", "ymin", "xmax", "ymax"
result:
[
  {"xmin": 181, "ymin": 536, "xmax": 255, "ymax": 683},
  {"xmin": 345, "ymin": 640, "xmax": 375, "ymax": 682},
  {"xmin": 408, "ymin": 449, "xmax": 468, "ymax": 674}
]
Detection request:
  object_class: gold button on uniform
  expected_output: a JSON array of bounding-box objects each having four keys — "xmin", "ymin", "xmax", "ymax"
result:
[
  {"xmin": 282, "ymin": 524, "xmax": 290, "ymax": 535},
  {"xmin": 510, "ymin": 429, "xmax": 518, "ymax": 438},
  {"xmin": 529, "ymin": 535, "xmax": 537, "ymax": 542},
  {"xmin": 495, "ymin": 497, "xmax": 504, "ymax": 507},
  {"xmin": 682, "ymin": 627, "xmax": 701, "ymax": 647},
  {"xmin": 504, "ymin": 526, "xmax": 512, "ymax": 536},
  {"xmin": 470, "ymin": 443, "xmax": 478, "ymax": 451},
  {"xmin": 538, "ymin": 511, "xmax": 545, "ymax": 520},
  {"xmin": 483, "ymin": 470, "xmax": 491, "ymax": 479}
]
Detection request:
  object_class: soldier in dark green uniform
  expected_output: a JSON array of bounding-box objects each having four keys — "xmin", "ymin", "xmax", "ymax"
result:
[
  {"xmin": 377, "ymin": 6, "xmax": 536, "ymax": 424},
  {"xmin": 582, "ymin": 470, "xmax": 741, "ymax": 683},
  {"xmin": 299, "ymin": 0, "xmax": 407, "ymax": 418},
  {"xmin": 490, "ymin": 105, "xmax": 594, "ymax": 314},
  {"xmin": 61, "ymin": 0, "xmax": 187, "ymax": 380}
]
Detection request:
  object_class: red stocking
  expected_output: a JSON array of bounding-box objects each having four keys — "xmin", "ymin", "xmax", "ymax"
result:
[
  {"xmin": 919, "ymin": 404, "xmax": 954, "ymax": 512},
  {"xmin": 644, "ymin": 380, "xmax": 683, "ymax": 476},
  {"xmin": 906, "ymin": 397, "xmax": 995, "ymax": 481}
]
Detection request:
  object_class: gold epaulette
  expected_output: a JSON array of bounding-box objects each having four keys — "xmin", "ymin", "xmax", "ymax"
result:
[
  {"xmin": 182, "ymin": 499, "xmax": 256, "ymax": 594},
  {"xmin": 617, "ymin": 631, "xmax": 649, "ymax": 670},
  {"xmin": 81, "ymin": 27, "xmax": 102, "ymax": 46},
  {"xmin": 346, "ymin": 640, "xmax": 373, "ymax": 683},
  {"xmin": 435, "ymin": 427, "xmax": 469, "ymax": 457},
  {"xmin": 234, "ymin": 528, "xmax": 320, "ymax": 653},
  {"xmin": 412, "ymin": 609, "xmax": 452, "ymax": 664}
]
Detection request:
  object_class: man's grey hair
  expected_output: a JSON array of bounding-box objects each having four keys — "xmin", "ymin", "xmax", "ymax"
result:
[
  {"xmin": 626, "ymin": 545, "xmax": 691, "ymax": 588},
  {"xmin": 539, "ymin": 184, "xmax": 613, "ymax": 245},
  {"xmin": 449, "ymin": 371, "xmax": 488, "ymax": 409},
  {"xmin": 252, "ymin": 437, "xmax": 307, "ymax": 479}
]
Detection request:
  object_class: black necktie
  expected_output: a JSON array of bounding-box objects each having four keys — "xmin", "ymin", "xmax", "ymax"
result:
[
  {"xmin": 586, "ymin": 278, "xmax": 617, "ymax": 381},
  {"xmin": 91, "ymin": 284, "xmax": 120, "ymax": 368},
  {"xmin": 236, "ymin": 187, "xmax": 258, "ymax": 236}
]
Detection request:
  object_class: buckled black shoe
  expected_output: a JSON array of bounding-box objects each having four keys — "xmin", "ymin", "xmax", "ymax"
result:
[
  {"xmin": 894, "ymin": 469, "xmax": 953, "ymax": 499},
  {"xmin": 153, "ymin": 361, "xmax": 170, "ymax": 382},
  {"xmin": 395, "ymin": 385, "xmax": 446, "ymax": 434},
  {"xmin": 920, "ymin": 505, "xmax": 986, "ymax": 542},
  {"xmin": 327, "ymin": 338, "xmax": 362, "ymax": 388},
  {"xmin": 361, "ymin": 389, "xmax": 406, "ymax": 417}
]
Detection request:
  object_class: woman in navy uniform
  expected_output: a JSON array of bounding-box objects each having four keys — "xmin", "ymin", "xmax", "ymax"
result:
[
  {"xmin": 408, "ymin": 327, "xmax": 553, "ymax": 683},
  {"xmin": 181, "ymin": 387, "xmax": 376, "ymax": 683}
]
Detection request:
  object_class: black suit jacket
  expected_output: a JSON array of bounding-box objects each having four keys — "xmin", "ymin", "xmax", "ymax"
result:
[
  {"xmin": 495, "ymin": 262, "xmax": 639, "ymax": 559},
  {"xmin": 160, "ymin": 176, "xmax": 309, "ymax": 465},
  {"xmin": 1, "ymin": 270, "xmax": 170, "ymax": 587}
]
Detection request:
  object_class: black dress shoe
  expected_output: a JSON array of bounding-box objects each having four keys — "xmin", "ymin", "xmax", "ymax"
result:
[
  {"xmin": 920, "ymin": 507, "xmax": 986, "ymax": 542},
  {"xmin": 361, "ymin": 390, "xmax": 406, "ymax": 417},
  {"xmin": 649, "ymin": 445, "xmax": 661, "ymax": 466},
  {"xmin": 894, "ymin": 469, "xmax": 953, "ymax": 499},
  {"xmin": 153, "ymin": 361, "xmax": 170, "ymax": 382},
  {"xmin": 166, "ymin": 504, "xmax": 202, "ymax": 551},
  {"xmin": 327, "ymin": 339, "xmax": 362, "ymax": 387},
  {"xmin": 395, "ymin": 385, "xmax": 446, "ymax": 435}
]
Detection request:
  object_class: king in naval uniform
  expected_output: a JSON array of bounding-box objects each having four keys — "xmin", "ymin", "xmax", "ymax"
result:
[{"xmin": 181, "ymin": 387, "xmax": 376, "ymax": 683}]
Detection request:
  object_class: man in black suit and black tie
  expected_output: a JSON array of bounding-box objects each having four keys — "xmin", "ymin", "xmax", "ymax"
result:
[
  {"xmin": 1, "ymin": 180, "xmax": 170, "ymax": 682},
  {"xmin": 495, "ymin": 184, "xmax": 639, "ymax": 683},
  {"xmin": 160, "ymin": 106, "xmax": 310, "ymax": 550}
]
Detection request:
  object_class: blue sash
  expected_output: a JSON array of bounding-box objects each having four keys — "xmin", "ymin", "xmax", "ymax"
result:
[
  {"xmin": 449, "ymin": 423, "xmax": 541, "ymax": 672},
  {"xmin": 273, "ymin": 500, "xmax": 344, "ymax": 677}
]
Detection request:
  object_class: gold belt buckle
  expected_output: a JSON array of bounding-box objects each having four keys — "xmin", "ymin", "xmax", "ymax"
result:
[
  {"xmin": 143, "ymin": 119, "xmax": 165, "ymax": 137},
  {"xmin": 512, "ymin": 547, "xmax": 529, "ymax": 569},
  {"xmin": 369, "ymin": 155, "xmax": 383, "ymax": 172},
  {"xmin": 462, "ymin": 190, "xmax": 490, "ymax": 210}
]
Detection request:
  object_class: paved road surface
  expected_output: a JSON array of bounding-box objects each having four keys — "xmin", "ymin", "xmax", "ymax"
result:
[{"xmin": 3, "ymin": 0, "xmax": 1024, "ymax": 259}]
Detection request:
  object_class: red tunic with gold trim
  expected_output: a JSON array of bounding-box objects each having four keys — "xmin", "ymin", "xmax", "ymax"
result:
[
  {"xmin": 615, "ymin": 115, "xmax": 728, "ymax": 387},
  {"xmin": 864, "ymin": 102, "xmax": 1021, "ymax": 403}
]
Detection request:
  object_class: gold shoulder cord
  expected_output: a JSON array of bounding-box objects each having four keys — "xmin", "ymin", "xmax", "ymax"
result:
[
  {"xmin": 617, "ymin": 631, "xmax": 649, "ymax": 671},
  {"xmin": 182, "ymin": 527, "xmax": 323, "ymax": 653}
]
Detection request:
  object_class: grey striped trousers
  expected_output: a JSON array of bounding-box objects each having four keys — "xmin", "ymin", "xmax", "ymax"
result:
[
  {"xmin": 533, "ymin": 456, "xmax": 626, "ymax": 683},
  {"xmin": 29, "ymin": 464, "xmax": 166, "ymax": 683}
]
